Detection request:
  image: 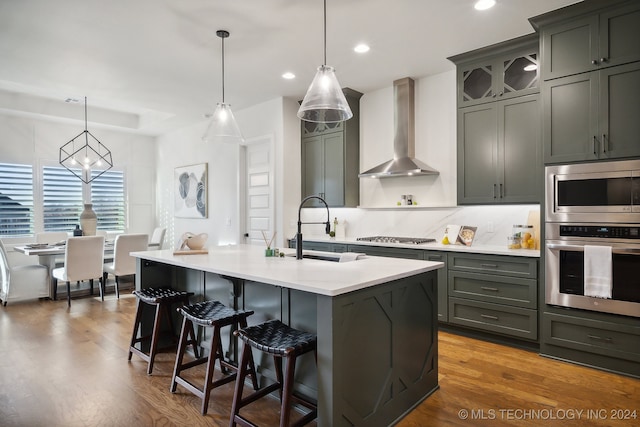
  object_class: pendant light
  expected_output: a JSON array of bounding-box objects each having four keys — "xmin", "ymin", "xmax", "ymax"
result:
[
  {"xmin": 297, "ymin": 0, "xmax": 352, "ymax": 123},
  {"xmin": 59, "ymin": 97, "xmax": 113, "ymax": 183},
  {"xmin": 202, "ymin": 30, "xmax": 244, "ymax": 143}
]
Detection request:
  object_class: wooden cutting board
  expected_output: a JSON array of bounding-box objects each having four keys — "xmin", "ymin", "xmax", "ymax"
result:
[{"xmin": 172, "ymin": 249, "xmax": 209, "ymax": 255}]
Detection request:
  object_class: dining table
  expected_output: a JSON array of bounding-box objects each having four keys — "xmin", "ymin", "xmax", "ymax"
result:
[{"xmin": 14, "ymin": 240, "xmax": 114, "ymax": 300}]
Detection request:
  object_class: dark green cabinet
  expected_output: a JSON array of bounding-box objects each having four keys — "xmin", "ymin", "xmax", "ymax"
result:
[
  {"xmin": 543, "ymin": 55, "xmax": 640, "ymax": 163},
  {"xmin": 457, "ymin": 94, "xmax": 541, "ymax": 204},
  {"xmin": 450, "ymin": 34, "xmax": 541, "ymax": 205},
  {"xmin": 535, "ymin": 1, "xmax": 640, "ymax": 80},
  {"xmin": 447, "ymin": 253, "xmax": 538, "ymax": 341},
  {"xmin": 301, "ymin": 88, "xmax": 362, "ymax": 207}
]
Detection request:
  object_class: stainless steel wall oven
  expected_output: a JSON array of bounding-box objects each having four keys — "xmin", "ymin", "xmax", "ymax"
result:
[{"xmin": 545, "ymin": 160, "xmax": 640, "ymax": 318}]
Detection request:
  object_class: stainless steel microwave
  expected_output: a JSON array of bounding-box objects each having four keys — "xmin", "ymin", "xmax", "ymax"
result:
[{"xmin": 546, "ymin": 159, "xmax": 640, "ymax": 223}]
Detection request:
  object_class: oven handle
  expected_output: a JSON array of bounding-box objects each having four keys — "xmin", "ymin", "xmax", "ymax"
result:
[{"xmin": 546, "ymin": 243, "xmax": 640, "ymax": 255}]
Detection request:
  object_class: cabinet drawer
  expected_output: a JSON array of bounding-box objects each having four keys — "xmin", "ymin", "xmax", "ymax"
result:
[
  {"xmin": 448, "ymin": 271, "xmax": 537, "ymax": 309},
  {"xmin": 300, "ymin": 241, "xmax": 347, "ymax": 253},
  {"xmin": 449, "ymin": 297, "xmax": 537, "ymax": 340},
  {"xmin": 543, "ymin": 312, "xmax": 640, "ymax": 363},
  {"xmin": 347, "ymin": 244, "xmax": 424, "ymax": 260},
  {"xmin": 448, "ymin": 253, "xmax": 537, "ymax": 279}
]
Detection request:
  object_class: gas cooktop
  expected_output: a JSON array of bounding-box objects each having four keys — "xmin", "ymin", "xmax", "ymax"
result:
[{"xmin": 356, "ymin": 236, "xmax": 436, "ymax": 245}]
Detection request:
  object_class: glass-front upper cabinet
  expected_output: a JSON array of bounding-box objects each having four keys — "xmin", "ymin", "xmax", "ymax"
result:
[{"xmin": 451, "ymin": 34, "xmax": 539, "ymax": 107}]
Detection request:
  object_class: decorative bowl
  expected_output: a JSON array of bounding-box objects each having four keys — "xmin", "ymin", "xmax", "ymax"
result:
[{"xmin": 182, "ymin": 232, "xmax": 208, "ymax": 250}]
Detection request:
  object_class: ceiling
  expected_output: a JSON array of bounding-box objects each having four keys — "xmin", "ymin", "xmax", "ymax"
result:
[{"xmin": 0, "ymin": 0, "xmax": 580, "ymax": 136}]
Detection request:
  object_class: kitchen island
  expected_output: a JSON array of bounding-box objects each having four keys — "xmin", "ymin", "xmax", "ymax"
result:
[{"xmin": 132, "ymin": 244, "xmax": 443, "ymax": 426}]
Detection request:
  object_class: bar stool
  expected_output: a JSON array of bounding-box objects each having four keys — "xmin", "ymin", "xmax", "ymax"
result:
[
  {"xmin": 230, "ymin": 319, "xmax": 318, "ymax": 427},
  {"xmin": 128, "ymin": 286, "xmax": 197, "ymax": 375},
  {"xmin": 171, "ymin": 300, "xmax": 259, "ymax": 415}
]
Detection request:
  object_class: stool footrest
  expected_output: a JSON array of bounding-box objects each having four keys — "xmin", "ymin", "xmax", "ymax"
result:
[{"xmin": 237, "ymin": 382, "xmax": 280, "ymax": 408}]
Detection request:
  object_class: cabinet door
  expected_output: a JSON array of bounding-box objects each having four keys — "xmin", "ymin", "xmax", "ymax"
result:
[
  {"xmin": 501, "ymin": 52, "xmax": 539, "ymax": 100},
  {"xmin": 599, "ymin": 62, "xmax": 640, "ymax": 159},
  {"xmin": 425, "ymin": 252, "xmax": 448, "ymax": 323},
  {"xmin": 457, "ymin": 104, "xmax": 498, "ymax": 204},
  {"xmin": 323, "ymin": 132, "xmax": 345, "ymax": 206},
  {"xmin": 499, "ymin": 95, "xmax": 541, "ymax": 203},
  {"xmin": 302, "ymin": 136, "xmax": 324, "ymax": 206},
  {"xmin": 599, "ymin": 2, "xmax": 640, "ymax": 68},
  {"xmin": 543, "ymin": 73, "xmax": 599, "ymax": 164},
  {"xmin": 541, "ymin": 15, "xmax": 599, "ymax": 79}
]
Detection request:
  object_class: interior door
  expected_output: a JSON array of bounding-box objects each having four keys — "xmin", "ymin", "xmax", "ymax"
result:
[{"xmin": 242, "ymin": 137, "xmax": 274, "ymax": 246}]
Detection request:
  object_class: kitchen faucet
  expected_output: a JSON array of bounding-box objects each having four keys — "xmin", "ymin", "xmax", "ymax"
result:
[{"xmin": 296, "ymin": 195, "xmax": 331, "ymax": 260}]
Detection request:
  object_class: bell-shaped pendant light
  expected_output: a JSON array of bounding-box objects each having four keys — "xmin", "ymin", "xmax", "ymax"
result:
[
  {"xmin": 202, "ymin": 30, "xmax": 244, "ymax": 143},
  {"xmin": 297, "ymin": 0, "xmax": 352, "ymax": 123}
]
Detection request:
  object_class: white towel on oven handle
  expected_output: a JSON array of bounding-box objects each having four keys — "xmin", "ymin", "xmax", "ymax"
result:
[{"xmin": 584, "ymin": 245, "xmax": 612, "ymax": 299}]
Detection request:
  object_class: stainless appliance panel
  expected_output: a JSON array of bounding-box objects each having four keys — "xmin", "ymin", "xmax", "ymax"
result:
[
  {"xmin": 546, "ymin": 159, "xmax": 640, "ymax": 223},
  {"xmin": 545, "ymin": 223, "xmax": 640, "ymax": 318}
]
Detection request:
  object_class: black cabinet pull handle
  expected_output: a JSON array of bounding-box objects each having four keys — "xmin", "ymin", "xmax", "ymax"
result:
[
  {"xmin": 500, "ymin": 183, "xmax": 503, "ymax": 198},
  {"xmin": 481, "ymin": 286, "xmax": 499, "ymax": 292},
  {"xmin": 481, "ymin": 314, "xmax": 499, "ymax": 320},
  {"xmin": 600, "ymin": 57, "xmax": 608, "ymax": 63},
  {"xmin": 593, "ymin": 135, "xmax": 597, "ymax": 155},
  {"xmin": 591, "ymin": 59, "xmax": 598, "ymax": 65},
  {"xmin": 493, "ymin": 184, "xmax": 497, "ymax": 199},
  {"xmin": 602, "ymin": 134, "xmax": 607, "ymax": 153},
  {"xmin": 480, "ymin": 263, "xmax": 498, "ymax": 268}
]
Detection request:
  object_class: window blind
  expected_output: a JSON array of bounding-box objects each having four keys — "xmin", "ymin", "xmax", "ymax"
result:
[
  {"xmin": 91, "ymin": 169, "xmax": 125, "ymax": 232},
  {"xmin": 42, "ymin": 166, "xmax": 83, "ymax": 232},
  {"xmin": 0, "ymin": 163, "xmax": 34, "ymax": 236}
]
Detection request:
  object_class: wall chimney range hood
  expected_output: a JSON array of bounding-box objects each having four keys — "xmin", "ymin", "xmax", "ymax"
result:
[{"xmin": 359, "ymin": 77, "xmax": 439, "ymax": 178}]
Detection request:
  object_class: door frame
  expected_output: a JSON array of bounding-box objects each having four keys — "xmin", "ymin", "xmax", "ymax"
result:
[{"xmin": 238, "ymin": 134, "xmax": 275, "ymax": 245}]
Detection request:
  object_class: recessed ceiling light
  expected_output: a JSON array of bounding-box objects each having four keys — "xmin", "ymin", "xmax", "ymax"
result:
[
  {"xmin": 474, "ymin": 0, "xmax": 496, "ymax": 11},
  {"xmin": 354, "ymin": 44, "xmax": 370, "ymax": 53},
  {"xmin": 282, "ymin": 72, "xmax": 295, "ymax": 79}
]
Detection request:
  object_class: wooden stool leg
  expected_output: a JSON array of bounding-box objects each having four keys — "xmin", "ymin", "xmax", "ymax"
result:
[
  {"xmin": 128, "ymin": 298, "xmax": 144, "ymax": 360},
  {"xmin": 147, "ymin": 303, "xmax": 164, "ymax": 375},
  {"xmin": 274, "ymin": 355, "xmax": 284, "ymax": 399},
  {"xmin": 171, "ymin": 316, "xmax": 191, "ymax": 393},
  {"xmin": 230, "ymin": 342, "xmax": 252, "ymax": 427},
  {"xmin": 279, "ymin": 355, "xmax": 297, "ymax": 427},
  {"xmin": 239, "ymin": 317, "xmax": 259, "ymax": 390},
  {"xmin": 201, "ymin": 325, "xmax": 222, "ymax": 415}
]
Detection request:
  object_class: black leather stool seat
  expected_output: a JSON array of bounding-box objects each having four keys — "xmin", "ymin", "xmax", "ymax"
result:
[
  {"xmin": 235, "ymin": 319, "xmax": 317, "ymax": 356},
  {"xmin": 128, "ymin": 286, "xmax": 196, "ymax": 375},
  {"xmin": 230, "ymin": 319, "xmax": 318, "ymax": 427},
  {"xmin": 171, "ymin": 300, "xmax": 258, "ymax": 415},
  {"xmin": 179, "ymin": 300, "xmax": 253, "ymax": 327},
  {"xmin": 133, "ymin": 286, "xmax": 192, "ymax": 304}
]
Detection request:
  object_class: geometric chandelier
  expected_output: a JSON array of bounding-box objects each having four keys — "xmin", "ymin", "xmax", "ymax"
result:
[{"xmin": 59, "ymin": 97, "xmax": 113, "ymax": 183}]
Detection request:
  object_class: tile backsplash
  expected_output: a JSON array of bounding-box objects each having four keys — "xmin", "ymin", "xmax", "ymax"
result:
[{"xmin": 299, "ymin": 204, "xmax": 540, "ymax": 246}]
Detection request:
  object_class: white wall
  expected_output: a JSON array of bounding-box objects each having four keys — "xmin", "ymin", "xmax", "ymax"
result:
[{"xmin": 155, "ymin": 96, "xmax": 299, "ymax": 250}]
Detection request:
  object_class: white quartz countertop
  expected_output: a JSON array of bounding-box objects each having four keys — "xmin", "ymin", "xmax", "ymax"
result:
[
  {"xmin": 132, "ymin": 244, "xmax": 443, "ymax": 297},
  {"xmin": 300, "ymin": 236, "xmax": 540, "ymax": 258}
]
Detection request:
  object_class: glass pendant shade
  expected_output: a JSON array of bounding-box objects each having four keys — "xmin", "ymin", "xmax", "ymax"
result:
[
  {"xmin": 297, "ymin": 65, "xmax": 352, "ymax": 123},
  {"xmin": 202, "ymin": 102, "xmax": 243, "ymax": 143}
]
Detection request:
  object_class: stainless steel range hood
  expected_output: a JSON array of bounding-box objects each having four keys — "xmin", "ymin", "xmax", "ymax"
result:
[{"xmin": 359, "ymin": 77, "xmax": 439, "ymax": 178}]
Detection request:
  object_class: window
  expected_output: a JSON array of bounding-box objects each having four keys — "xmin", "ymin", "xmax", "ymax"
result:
[
  {"xmin": 0, "ymin": 163, "xmax": 34, "ymax": 236},
  {"xmin": 43, "ymin": 166, "xmax": 83, "ymax": 232},
  {"xmin": 91, "ymin": 169, "xmax": 125, "ymax": 232}
]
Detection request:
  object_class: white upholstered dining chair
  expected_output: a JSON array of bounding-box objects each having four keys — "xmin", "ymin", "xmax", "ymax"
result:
[
  {"xmin": 35, "ymin": 231, "xmax": 69, "ymax": 244},
  {"xmin": 52, "ymin": 236, "xmax": 105, "ymax": 307},
  {"xmin": 103, "ymin": 233, "xmax": 148, "ymax": 298},
  {"xmin": 148, "ymin": 227, "xmax": 166, "ymax": 249},
  {"xmin": 0, "ymin": 239, "xmax": 49, "ymax": 306}
]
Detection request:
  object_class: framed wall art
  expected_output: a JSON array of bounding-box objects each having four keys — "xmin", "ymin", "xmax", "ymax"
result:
[{"xmin": 174, "ymin": 163, "xmax": 208, "ymax": 218}]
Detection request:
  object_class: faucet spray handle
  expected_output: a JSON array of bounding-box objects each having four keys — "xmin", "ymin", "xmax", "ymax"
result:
[{"xmin": 325, "ymin": 221, "xmax": 331, "ymax": 234}]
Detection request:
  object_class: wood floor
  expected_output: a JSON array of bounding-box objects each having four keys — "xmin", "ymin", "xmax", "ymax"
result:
[{"xmin": 0, "ymin": 293, "xmax": 638, "ymax": 427}]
